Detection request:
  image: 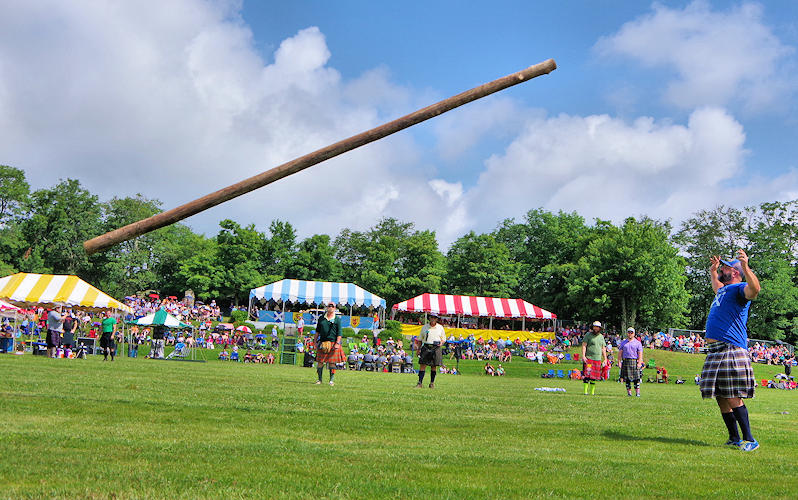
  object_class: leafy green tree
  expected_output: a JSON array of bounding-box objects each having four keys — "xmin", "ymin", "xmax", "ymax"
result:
[
  {"xmin": 215, "ymin": 219, "xmax": 266, "ymax": 305},
  {"xmin": 334, "ymin": 218, "xmax": 445, "ymax": 306},
  {"xmin": 494, "ymin": 209, "xmax": 590, "ymax": 317},
  {"xmin": 261, "ymin": 220, "xmax": 297, "ymax": 278},
  {"xmin": 0, "ymin": 165, "xmax": 30, "ymax": 223},
  {"xmin": 176, "ymin": 235, "xmax": 222, "ymax": 300},
  {"xmin": 744, "ymin": 201, "xmax": 798, "ymax": 342},
  {"xmin": 18, "ymin": 179, "xmax": 102, "ymax": 276},
  {"xmin": 91, "ymin": 195, "xmax": 162, "ymax": 297},
  {"xmin": 395, "ymin": 229, "xmax": 446, "ymax": 301},
  {"xmin": 445, "ymin": 231, "xmax": 518, "ymax": 297},
  {"xmin": 567, "ymin": 218, "xmax": 689, "ymax": 331},
  {"xmin": 291, "ymin": 234, "xmax": 341, "ymax": 281}
]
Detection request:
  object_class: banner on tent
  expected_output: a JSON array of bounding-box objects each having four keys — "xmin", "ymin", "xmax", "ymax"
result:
[
  {"xmin": 399, "ymin": 324, "xmax": 555, "ymax": 343},
  {"xmin": 257, "ymin": 310, "xmax": 376, "ymax": 329}
]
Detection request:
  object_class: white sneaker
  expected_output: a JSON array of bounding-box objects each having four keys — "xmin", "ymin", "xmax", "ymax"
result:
[
  {"xmin": 329, "ymin": 381, "xmax": 335, "ymax": 386},
  {"xmin": 314, "ymin": 380, "xmax": 321, "ymax": 385}
]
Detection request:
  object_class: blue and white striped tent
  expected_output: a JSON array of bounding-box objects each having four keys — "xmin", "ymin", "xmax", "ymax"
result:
[{"xmin": 249, "ymin": 279, "xmax": 386, "ymax": 309}]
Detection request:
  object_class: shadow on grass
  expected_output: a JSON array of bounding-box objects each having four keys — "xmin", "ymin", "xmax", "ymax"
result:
[{"xmin": 602, "ymin": 430, "xmax": 710, "ymax": 447}]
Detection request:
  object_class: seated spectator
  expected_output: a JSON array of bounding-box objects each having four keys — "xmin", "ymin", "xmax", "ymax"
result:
[
  {"xmin": 218, "ymin": 349, "xmax": 229, "ymax": 360},
  {"xmin": 496, "ymin": 364, "xmax": 505, "ymax": 376},
  {"xmin": 230, "ymin": 350, "xmax": 239, "ymax": 362},
  {"xmin": 266, "ymin": 352, "xmax": 275, "ymax": 364},
  {"xmin": 484, "ymin": 362, "xmax": 494, "ymax": 376},
  {"xmin": 243, "ymin": 350, "xmax": 254, "ymax": 363},
  {"xmin": 254, "ymin": 352, "xmax": 265, "ymax": 363}
]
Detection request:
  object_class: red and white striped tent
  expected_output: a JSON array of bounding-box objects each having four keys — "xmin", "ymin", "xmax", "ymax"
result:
[{"xmin": 392, "ymin": 293, "xmax": 556, "ymax": 319}]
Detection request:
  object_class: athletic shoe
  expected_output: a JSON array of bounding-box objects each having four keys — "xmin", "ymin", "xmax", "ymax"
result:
[
  {"xmin": 429, "ymin": 383, "xmax": 435, "ymax": 389},
  {"xmin": 636, "ymin": 394, "xmax": 640, "ymax": 397},
  {"xmin": 314, "ymin": 380, "xmax": 321, "ymax": 385},
  {"xmin": 740, "ymin": 440, "xmax": 759, "ymax": 452},
  {"xmin": 724, "ymin": 439, "xmax": 742, "ymax": 447},
  {"xmin": 329, "ymin": 381, "xmax": 334, "ymax": 386},
  {"xmin": 414, "ymin": 383, "xmax": 422, "ymax": 388}
]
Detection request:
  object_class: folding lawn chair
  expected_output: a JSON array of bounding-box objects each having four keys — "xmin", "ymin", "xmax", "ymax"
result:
[
  {"xmin": 556, "ymin": 369, "xmax": 565, "ymax": 378},
  {"xmin": 564, "ymin": 353, "xmax": 571, "ymax": 361}
]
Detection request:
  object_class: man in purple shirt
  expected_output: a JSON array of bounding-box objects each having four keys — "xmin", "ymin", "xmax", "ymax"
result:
[{"xmin": 618, "ymin": 327, "xmax": 644, "ymax": 397}]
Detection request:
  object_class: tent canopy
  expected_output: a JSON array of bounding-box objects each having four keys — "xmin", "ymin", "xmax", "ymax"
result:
[
  {"xmin": 131, "ymin": 308, "xmax": 192, "ymax": 328},
  {"xmin": 0, "ymin": 273, "xmax": 132, "ymax": 312},
  {"xmin": 392, "ymin": 293, "xmax": 556, "ymax": 319},
  {"xmin": 250, "ymin": 279, "xmax": 386, "ymax": 308}
]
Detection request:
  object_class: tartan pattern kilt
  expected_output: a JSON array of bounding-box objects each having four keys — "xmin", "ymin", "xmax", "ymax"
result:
[
  {"xmin": 699, "ymin": 341, "xmax": 755, "ymax": 399},
  {"xmin": 620, "ymin": 358, "xmax": 642, "ymax": 382},
  {"xmin": 315, "ymin": 344, "xmax": 345, "ymax": 364},
  {"xmin": 582, "ymin": 359, "xmax": 602, "ymax": 381}
]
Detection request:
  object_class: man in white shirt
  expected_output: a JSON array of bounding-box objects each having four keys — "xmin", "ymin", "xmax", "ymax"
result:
[{"xmin": 415, "ymin": 313, "xmax": 446, "ymax": 389}]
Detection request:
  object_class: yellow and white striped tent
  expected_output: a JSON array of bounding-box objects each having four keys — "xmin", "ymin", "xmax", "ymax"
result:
[{"xmin": 0, "ymin": 273, "xmax": 132, "ymax": 312}]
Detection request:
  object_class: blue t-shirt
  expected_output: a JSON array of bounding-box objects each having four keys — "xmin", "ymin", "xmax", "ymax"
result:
[{"xmin": 705, "ymin": 282, "xmax": 750, "ymax": 349}]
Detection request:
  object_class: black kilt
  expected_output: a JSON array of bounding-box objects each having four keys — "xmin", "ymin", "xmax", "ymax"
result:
[
  {"xmin": 620, "ymin": 358, "xmax": 642, "ymax": 382},
  {"xmin": 699, "ymin": 341, "xmax": 755, "ymax": 399},
  {"xmin": 419, "ymin": 344, "xmax": 442, "ymax": 367},
  {"xmin": 99, "ymin": 333, "xmax": 115, "ymax": 350}
]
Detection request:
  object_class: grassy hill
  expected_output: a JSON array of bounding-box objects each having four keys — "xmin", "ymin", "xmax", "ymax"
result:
[{"xmin": 0, "ymin": 352, "xmax": 795, "ymax": 499}]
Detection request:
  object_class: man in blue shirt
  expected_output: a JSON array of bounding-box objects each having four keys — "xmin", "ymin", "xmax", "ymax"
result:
[{"xmin": 700, "ymin": 249, "xmax": 761, "ymax": 452}]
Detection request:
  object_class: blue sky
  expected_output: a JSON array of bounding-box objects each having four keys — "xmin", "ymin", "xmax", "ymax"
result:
[{"xmin": 1, "ymin": 1, "xmax": 797, "ymax": 246}]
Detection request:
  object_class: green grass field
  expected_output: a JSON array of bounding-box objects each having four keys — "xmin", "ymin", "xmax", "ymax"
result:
[{"xmin": 1, "ymin": 350, "xmax": 796, "ymax": 499}]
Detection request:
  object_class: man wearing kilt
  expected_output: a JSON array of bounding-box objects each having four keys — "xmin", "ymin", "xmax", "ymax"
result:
[
  {"xmin": 700, "ymin": 250, "xmax": 761, "ymax": 451},
  {"xmin": 618, "ymin": 327, "xmax": 644, "ymax": 397},
  {"xmin": 415, "ymin": 313, "xmax": 445, "ymax": 389},
  {"xmin": 581, "ymin": 321, "xmax": 607, "ymax": 395},
  {"xmin": 314, "ymin": 303, "xmax": 345, "ymax": 386}
]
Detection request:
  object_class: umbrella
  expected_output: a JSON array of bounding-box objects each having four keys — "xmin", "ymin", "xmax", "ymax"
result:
[
  {"xmin": 168, "ymin": 295, "xmax": 177, "ymax": 299},
  {"xmin": 236, "ymin": 325, "xmax": 252, "ymax": 333},
  {"xmin": 217, "ymin": 323, "xmax": 234, "ymax": 330},
  {"xmin": 148, "ymin": 293, "xmax": 159, "ymax": 299}
]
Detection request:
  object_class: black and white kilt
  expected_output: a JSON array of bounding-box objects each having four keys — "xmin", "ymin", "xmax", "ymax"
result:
[
  {"xmin": 699, "ymin": 341, "xmax": 755, "ymax": 399},
  {"xmin": 419, "ymin": 344, "xmax": 443, "ymax": 367},
  {"xmin": 620, "ymin": 358, "xmax": 642, "ymax": 382}
]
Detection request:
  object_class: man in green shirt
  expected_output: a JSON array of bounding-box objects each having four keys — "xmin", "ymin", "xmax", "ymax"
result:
[
  {"xmin": 581, "ymin": 321, "xmax": 607, "ymax": 395},
  {"xmin": 100, "ymin": 311, "xmax": 118, "ymax": 361}
]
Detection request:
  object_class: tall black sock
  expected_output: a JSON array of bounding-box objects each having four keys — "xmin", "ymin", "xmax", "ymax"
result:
[
  {"xmin": 418, "ymin": 370, "xmax": 425, "ymax": 384},
  {"xmin": 732, "ymin": 405, "xmax": 754, "ymax": 441},
  {"xmin": 721, "ymin": 411, "xmax": 740, "ymax": 441},
  {"xmin": 430, "ymin": 370, "xmax": 437, "ymax": 383}
]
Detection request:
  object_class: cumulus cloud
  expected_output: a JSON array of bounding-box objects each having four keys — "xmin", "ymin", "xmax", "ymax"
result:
[
  {"xmin": 595, "ymin": 1, "xmax": 796, "ymax": 112},
  {"xmin": 0, "ymin": 0, "xmax": 795, "ymax": 254},
  {"xmin": 454, "ymin": 107, "xmax": 798, "ymax": 230},
  {"xmin": 0, "ymin": 0, "xmax": 448, "ymax": 242}
]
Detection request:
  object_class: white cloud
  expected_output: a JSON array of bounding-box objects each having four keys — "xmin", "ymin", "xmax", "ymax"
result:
[
  {"xmin": 0, "ymin": 0, "xmax": 449, "ymax": 243},
  {"xmin": 454, "ymin": 107, "xmax": 798, "ymax": 230},
  {"xmin": 595, "ymin": 1, "xmax": 796, "ymax": 112},
  {"xmin": 1, "ymin": 0, "xmax": 796, "ymax": 257}
]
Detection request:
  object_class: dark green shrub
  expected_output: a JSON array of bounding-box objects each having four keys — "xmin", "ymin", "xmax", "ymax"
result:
[{"xmin": 230, "ymin": 310, "xmax": 248, "ymax": 323}]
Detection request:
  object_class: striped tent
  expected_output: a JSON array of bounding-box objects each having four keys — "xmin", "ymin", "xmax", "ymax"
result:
[
  {"xmin": 249, "ymin": 279, "xmax": 386, "ymax": 308},
  {"xmin": 0, "ymin": 273, "xmax": 132, "ymax": 312},
  {"xmin": 392, "ymin": 293, "xmax": 556, "ymax": 319},
  {"xmin": 131, "ymin": 308, "xmax": 192, "ymax": 328}
]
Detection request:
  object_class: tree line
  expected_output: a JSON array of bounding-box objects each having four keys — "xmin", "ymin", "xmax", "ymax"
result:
[{"xmin": 1, "ymin": 165, "xmax": 796, "ymax": 343}]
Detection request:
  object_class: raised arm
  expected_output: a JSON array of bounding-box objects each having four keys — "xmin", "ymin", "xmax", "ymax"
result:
[
  {"xmin": 709, "ymin": 255, "xmax": 722, "ymax": 293},
  {"xmin": 736, "ymin": 249, "xmax": 761, "ymax": 300}
]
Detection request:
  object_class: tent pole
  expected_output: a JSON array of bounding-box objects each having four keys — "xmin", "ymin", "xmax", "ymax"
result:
[
  {"xmin": 522, "ymin": 317, "xmax": 525, "ymax": 331},
  {"xmin": 281, "ymin": 301, "xmax": 285, "ymax": 331},
  {"xmin": 489, "ymin": 316, "xmax": 493, "ymax": 330}
]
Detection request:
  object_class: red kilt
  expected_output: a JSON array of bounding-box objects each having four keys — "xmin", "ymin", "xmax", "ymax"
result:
[
  {"xmin": 315, "ymin": 344, "xmax": 345, "ymax": 364},
  {"xmin": 583, "ymin": 359, "xmax": 603, "ymax": 381}
]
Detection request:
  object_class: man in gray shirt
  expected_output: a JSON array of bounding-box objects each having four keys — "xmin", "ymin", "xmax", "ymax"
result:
[{"xmin": 46, "ymin": 306, "xmax": 63, "ymax": 358}]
